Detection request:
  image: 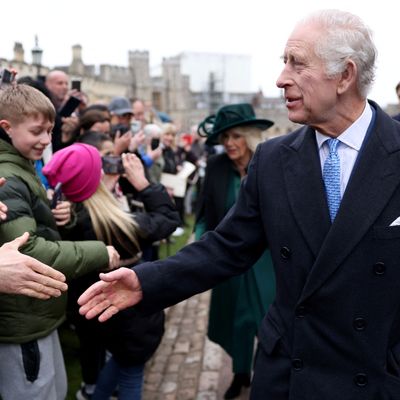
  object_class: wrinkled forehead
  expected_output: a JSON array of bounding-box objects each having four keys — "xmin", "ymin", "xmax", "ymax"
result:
[{"xmin": 282, "ymin": 22, "xmax": 321, "ymax": 59}]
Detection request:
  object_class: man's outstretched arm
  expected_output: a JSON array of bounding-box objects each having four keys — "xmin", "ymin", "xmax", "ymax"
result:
[
  {"xmin": 78, "ymin": 267, "xmax": 143, "ymax": 322},
  {"xmin": 0, "ymin": 232, "xmax": 68, "ymax": 299}
]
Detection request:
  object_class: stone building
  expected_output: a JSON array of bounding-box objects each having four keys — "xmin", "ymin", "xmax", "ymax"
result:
[{"xmin": 1, "ymin": 42, "xmax": 299, "ymax": 134}]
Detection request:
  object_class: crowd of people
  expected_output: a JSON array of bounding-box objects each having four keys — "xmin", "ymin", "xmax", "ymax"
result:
[
  {"xmin": 0, "ymin": 57, "xmax": 269, "ymax": 399},
  {"xmin": 1, "ymin": 7, "xmax": 400, "ymax": 400}
]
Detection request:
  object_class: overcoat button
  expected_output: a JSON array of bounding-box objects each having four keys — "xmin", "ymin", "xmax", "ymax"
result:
[
  {"xmin": 280, "ymin": 246, "xmax": 291, "ymax": 260},
  {"xmin": 373, "ymin": 262, "xmax": 386, "ymax": 275},
  {"xmin": 354, "ymin": 373, "xmax": 368, "ymax": 387},
  {"xmin": 295, "ymin": 305, "xmax": 306, "ymax": 318},
  {"xmin": 353, "ymin": 317, "xmax": 367, "ymax": 331},
  {"xmin": 292, "ymin": 358, "xmax": 303, "ymax": 371}
]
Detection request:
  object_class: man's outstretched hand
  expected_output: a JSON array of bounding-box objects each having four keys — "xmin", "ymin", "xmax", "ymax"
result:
[
  {"xmin": 0, "ymin": 232, "xmax": 68, "ymax": 299},
  {"xmin": 78, "ymin": 267, "xmax": 143, "ymax": 322}
]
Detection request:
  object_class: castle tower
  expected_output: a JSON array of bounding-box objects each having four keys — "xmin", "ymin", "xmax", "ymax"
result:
[
  {"xmin": 128, "ymin": 50, "xmax": 151, "ymax": 100},
  {"xmin": 162, "ymin": 55, "xmax": 191, "ymax": 113},
  {"xmin": 13, "ymin": 42, "xmax": 24, "ymax": 63},
  {"xmin": 69, "ymin": 44, "xmax": 85, "ymax": 76}
]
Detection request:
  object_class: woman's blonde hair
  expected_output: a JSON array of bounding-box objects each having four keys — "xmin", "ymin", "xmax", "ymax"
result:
[
  {"xmin": 161, "ymin": 122, "xmax": 178, "ymax": 149},
  {"xmin": 83, "ymin": 181, "xmax": 140, "ymax": 256}
]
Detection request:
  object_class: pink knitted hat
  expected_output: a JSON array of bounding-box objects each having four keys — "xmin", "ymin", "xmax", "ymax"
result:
[{"xmin": 42, "ymin": 143, "xmax": 102, "ymax": 202}]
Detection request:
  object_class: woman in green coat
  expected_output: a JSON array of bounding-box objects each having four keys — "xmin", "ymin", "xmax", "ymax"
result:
[{"xmin": 195, "ymin": 104, "xmax": 276, "ymax": 399}]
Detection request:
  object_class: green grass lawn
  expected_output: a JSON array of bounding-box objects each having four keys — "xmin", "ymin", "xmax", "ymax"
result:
[{"xmin": 61, "ymin": 214, "xmax": 194, "ymax": 399}]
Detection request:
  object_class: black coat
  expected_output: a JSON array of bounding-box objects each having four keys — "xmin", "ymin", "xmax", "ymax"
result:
[
  {"xmin": 66, "ymin": 183, "xmax": 180, "ymax": 366},
  {"xmin": 195, "ymin": 153, "xmax": 234, "ymax": 230},
  {"xmin": 133, "ymin": 101, "xmax": 400, "ymax": 399}
]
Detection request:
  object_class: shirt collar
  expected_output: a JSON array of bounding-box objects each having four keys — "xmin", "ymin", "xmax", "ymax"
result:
[{"xmin": 315, "ymin": 101, "xmax": 372, "ymax": 151}]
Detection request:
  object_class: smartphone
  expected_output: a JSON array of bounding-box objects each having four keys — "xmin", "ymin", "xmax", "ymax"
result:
[
  {"xmin": 71, "ymin": 80, "xmax": 81, "ymax": 91},
  {"xmin": 51, "ymin": 182, "xmax": 63, "ymax": 209},
  {"xmin": 0, "ymin": 69, "xmax": 14, "ymax": 88},
  {"xmin": 151, "ymin": 138, "xmax": 160, "ymax": 150},
  {"xmin": 102, "ymin": 155, "xmax": 124, "ymax": 174},
  {"xmin": 59, "ymin": 96, "xmax": 81, "ymax": 118},
  {"xmin": 130, "ymin": 120, "xmax": 141, "ymax": 134}
]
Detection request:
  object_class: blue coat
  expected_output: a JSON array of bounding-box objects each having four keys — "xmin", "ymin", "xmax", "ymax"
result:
[{"xmin": 134, "ymin": 100, "xmax": 400, "ymax": 399}]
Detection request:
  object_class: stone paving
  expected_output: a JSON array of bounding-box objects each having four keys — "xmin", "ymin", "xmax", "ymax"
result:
[
  {"xmin": 142, "ymin": 290, "xmax": 250, "ymax": 400},
  {"xmin": 141, "ymin": 232, "xmax": 250, "ymax": 400}
]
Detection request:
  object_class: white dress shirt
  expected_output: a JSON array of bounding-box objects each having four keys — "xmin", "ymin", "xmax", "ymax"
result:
[{"xmin": 315, "ymin": 102, "xmax": 373, "ymax": 196}]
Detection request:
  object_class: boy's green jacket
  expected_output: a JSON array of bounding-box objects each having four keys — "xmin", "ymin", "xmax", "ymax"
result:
[{"xmin": 0, "ymin": 138, "xmax": 109, "ymax": 343}]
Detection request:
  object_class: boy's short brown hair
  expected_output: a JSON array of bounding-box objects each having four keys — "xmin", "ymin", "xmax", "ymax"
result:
[{"xmin": 0, "ymin": 84, "xmax": 56, "ymax": 125}]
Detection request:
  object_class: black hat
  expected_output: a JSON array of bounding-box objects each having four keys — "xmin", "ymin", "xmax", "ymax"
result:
[{"xmin": 198, "ymin": 103, "xmax": 274, "ymax": 145}]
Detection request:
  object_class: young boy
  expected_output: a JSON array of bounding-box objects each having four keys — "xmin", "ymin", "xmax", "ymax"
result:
[{"xmin": 0, "ymin": 84, "xmax": 119, "ymax": 400}]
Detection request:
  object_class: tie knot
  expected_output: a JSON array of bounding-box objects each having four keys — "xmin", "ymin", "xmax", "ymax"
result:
[{"xmin": 327, "ymin": 138, "xmax": 339, "ymax": 154}]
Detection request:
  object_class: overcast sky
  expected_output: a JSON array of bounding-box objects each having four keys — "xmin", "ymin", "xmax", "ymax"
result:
[{"xmin": 1, "ymin": 0, "xmax": 399, "ymax": 107}]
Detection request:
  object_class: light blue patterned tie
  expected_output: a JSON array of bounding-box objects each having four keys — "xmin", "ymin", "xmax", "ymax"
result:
[{"xmin": 323, "ymin": 138, "xmax": 341, "ymax": 221}]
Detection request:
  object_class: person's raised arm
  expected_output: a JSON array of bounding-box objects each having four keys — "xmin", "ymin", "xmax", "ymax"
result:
[
  {"xmin": 78, "ymin": 267, "xmax": 143, "ymax": 322},
  {"xmin": 0, "ymin": 232, "xmax": 68, "ymax": 299},
  {"xmin": 121, "ymin": 152, "xmax": 150, "ymax": 191}
]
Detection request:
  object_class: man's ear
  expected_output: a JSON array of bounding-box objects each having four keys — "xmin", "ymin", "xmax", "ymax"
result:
[
  {"xmin": 337, "ymin": 60, "xmax": 357, "ymax": 95},
  {"xmin": 0, "ymin": 120, "xmax": 11, "ymax": 137}
]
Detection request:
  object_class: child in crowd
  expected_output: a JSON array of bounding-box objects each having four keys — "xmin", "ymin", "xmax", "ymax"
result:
[
  {"xmin": 0, "ymin": 84, "xmax": 119, "ymax": 400},
  {"xmin": 43, "ymin": 141, "xmax": 180, "ymax": 400}
]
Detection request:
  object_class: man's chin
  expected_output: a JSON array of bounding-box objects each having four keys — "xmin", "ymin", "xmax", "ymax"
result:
[{"xmin": 287, "ymin": 111, "xmax": 306, "ymax": 125}]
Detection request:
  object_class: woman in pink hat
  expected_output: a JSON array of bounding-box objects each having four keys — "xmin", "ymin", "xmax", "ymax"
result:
[{"xmin": 43, "ymin": 141, "xmax": 180, "ymax": 400}]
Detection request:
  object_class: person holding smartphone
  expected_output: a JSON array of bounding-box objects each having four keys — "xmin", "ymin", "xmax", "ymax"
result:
[
  {"xmin": 45, "ymin": 70, "xmax": 86, "ymax": 152},
  {"xmin": 108, "ymin": 96, "xmax": 135, "ymax": 156},
  {"xmin": 0, "ymin": 84, "xmax": 120, "ymax": 400},
  {"xmin": 43, "ymin": 141, "xmax": 180, "ymax": 400},
  {"xmin": 45, "ymin": 70, "xmax": 70, "ymax": 112}
]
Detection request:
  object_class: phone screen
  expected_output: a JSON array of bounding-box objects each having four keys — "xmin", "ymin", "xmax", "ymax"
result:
[
  {"xmin": 51, "ymin": 182, "xmax": 63, "ymax": 209},
  {"xmin": 71, "ymin": 80, "xmax": 81, "ymax": 91},
  {"xmin": 0, "ymin": 69, "xmax": 14, "ymax": 88},
  {"xmin": 151, "ymin": 138, "xmax": 160, "ymax": 150},
  {"xmin": 102, "ymin": 156, "xmax": 124, "ymax": 174},
  {"xmin": 59, "ymin": 96, "xmax": 81, "ymax": 118}
]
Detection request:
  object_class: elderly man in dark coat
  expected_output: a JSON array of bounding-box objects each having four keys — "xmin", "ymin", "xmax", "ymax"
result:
[{"xmin": 79, "ymin": 9, "xmax": 400, "ymax": 400}]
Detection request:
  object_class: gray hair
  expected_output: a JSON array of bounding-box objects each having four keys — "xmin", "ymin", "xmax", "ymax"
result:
[
  {"xmin": 300, "ymin": 9, "xmax": 377, "ymax": 98},
  {"xmin": 220, "ymin": 126, "xmax": 265, "ymax": 153},
  {"xmin": 143, "ymin": 123, "xmax": 162, "ymax": 137}
]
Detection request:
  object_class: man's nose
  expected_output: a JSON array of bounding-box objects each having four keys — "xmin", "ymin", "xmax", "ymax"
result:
[{"xmin": 276, "ymin": 64, "xmax": 291, "ymax": 89}]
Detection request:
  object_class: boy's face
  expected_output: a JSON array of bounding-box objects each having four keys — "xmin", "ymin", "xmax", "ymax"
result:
[{"xmin": 1, "ymin": 115, "xmax": 53, "ymax": 161}]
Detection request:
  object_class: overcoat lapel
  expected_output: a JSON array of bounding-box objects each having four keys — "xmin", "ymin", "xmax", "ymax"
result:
[
  {"xmin": 300, "ymin": 107, "xmax": 400, "ymax": 302},
  {"xmin": 281, "ymin": 126, "xmax": 331, "ymax": 258}
]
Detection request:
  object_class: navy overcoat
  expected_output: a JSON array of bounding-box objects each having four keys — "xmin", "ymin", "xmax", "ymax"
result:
[{"xmin": 135, "ymin": 101, "xmax": 400, "ymax": 399}]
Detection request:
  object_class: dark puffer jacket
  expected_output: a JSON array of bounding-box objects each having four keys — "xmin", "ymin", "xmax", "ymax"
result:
[
  {"xmin": 65, "ymin": 183, "xmax": 180, "ymax": 365},
  {"xmin": 0, "ymin": 136, "xmax": 109, "ymax": 344}
]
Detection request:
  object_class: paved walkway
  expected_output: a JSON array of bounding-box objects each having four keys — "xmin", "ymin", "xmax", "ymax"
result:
[{"xmin": 142, "ymin": 290, "xmax": 250, "ymax": 400}]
